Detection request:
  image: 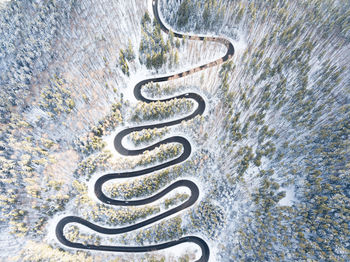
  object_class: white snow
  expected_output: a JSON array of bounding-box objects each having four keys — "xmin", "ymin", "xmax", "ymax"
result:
[
  {"xmin": 0, "ymin": 0, "xmax": 10, "ymax": 6},
  {"xmin": 45, "ymin": 0, "xmax": 240, "ymax": 261},
  {"xmin": 279, "ymin": 186, "xmax": 296, "ymax": 206}
]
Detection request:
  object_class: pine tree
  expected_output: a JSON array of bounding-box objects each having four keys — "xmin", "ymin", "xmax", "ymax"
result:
[{"xmin": 174, "ymin": 50, "xmax": 179, "ymax": 65}]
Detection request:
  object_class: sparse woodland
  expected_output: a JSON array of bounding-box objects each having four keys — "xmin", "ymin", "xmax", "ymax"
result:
[{"xmin": 0, "ymin": 0, "xmax": 349, "ymax": 261}]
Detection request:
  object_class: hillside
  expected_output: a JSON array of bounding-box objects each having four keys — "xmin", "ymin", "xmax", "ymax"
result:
[{"xmin": 0, "ymin": 0, "xmax": 349, "ymax": 261}]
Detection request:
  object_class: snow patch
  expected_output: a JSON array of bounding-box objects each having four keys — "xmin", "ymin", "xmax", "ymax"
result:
[{"xmin": 279, "ymin": 187, "xmax": 296, "ymax": 206}]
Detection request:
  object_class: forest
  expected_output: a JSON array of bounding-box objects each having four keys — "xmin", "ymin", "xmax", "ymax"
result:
[{"xmin": 0, "ymin": 0, "xmax": 349, "ymax": 261}]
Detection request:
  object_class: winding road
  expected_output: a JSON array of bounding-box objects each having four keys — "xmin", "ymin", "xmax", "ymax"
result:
[{"xmin": 55, "ymin": 1, "xmax": 234, "ymax": 261}]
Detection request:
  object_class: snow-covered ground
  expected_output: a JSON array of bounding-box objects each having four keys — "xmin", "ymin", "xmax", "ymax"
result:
[{"xmin": 4, "ymin": 0, "xmax": 349, "ymax": 260}]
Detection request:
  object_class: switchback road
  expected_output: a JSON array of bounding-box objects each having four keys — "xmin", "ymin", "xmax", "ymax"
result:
[{"xmin": 56, "ymin": 1, "xmax": 234, "ymax": 261}]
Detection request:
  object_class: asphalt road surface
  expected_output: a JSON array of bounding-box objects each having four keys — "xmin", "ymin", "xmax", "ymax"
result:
[{"xmin": 56, "ymin": 1, "xmax": 234, "ymax": 261}]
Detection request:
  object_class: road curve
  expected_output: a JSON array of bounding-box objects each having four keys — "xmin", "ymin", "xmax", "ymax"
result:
[{"xmin": 55, "ymin": 1, "xmax": 234, "ymax": 261}]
